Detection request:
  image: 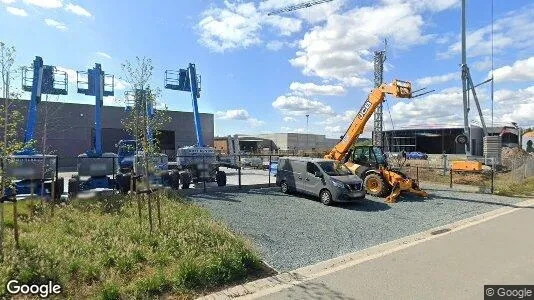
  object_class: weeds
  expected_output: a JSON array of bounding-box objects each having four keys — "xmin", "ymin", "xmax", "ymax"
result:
[{"xmin": 0, "ymin": 192, "xmax": 262, "ymax": 298}]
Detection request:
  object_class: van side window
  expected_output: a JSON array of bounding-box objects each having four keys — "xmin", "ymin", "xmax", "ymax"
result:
[{"xmin": 306, "ymin": 162, "xmax": 319, "ymax": 174}]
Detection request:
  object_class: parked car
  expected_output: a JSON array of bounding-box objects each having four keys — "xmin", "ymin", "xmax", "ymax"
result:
[
  {"xmin": 406, "ymin": 151, "xmax": 428, "ymax": 160},
  {"xmin": 276, "ymin": 157, "xmax": 365, "ymax": 205}
]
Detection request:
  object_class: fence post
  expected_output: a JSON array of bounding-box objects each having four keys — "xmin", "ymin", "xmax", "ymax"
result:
[
  {"xmin": 491, "ymin": 163, "xmax": 495, "ymax": 194},
  {"xmin": 449, "ymin": 169, "xmax": 453, "ymax": 189},
  {"xmin": 268, "ymin": 155, "xmax": 272, "ymax": 187},
  {"xmin": 12, "ymin": 191, "xmax": 19, "ymax": 249},
  {"xmin": 416, "ymin": 166, "xmax": 419, "ymax": 183},
  {"xmin": 442, "ymin": 154, "xmax": 447, "ymax": 176},
  {"xmin": 238, "ymin": 155, "xmax": 242, "ymax": 189}
]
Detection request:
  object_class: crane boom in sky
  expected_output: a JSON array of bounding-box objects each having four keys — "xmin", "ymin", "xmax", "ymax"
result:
[{"xmin": 267, "ymin": 0, "xmax": 334, "ymax": 15}]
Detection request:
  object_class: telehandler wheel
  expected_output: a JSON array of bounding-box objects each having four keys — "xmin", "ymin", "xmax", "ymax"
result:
[
  {"xmin": 364, "ymin": 173, "xmax": 390, "ymax": 197},
  {"xmin": 216, "ymin": 171, "xmax": 227, "ymax": 187},
  {"xmin": 180, "ymin": 172, "xmax": 191, "ymax": 189},
  {"xmin": 169, "ymin": 171, "xmax": 181, "ymax": 189},
  {"xmin": 54, "ymin": 177, "xmax": 64, "ymax": 200},
  {"xmin": 68, "ymin": 178, "xmax": 79, "ymax": 198}
]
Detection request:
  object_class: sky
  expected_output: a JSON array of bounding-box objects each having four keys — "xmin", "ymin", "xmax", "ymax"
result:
[{"xmin": 1, "ymin": 0, "xmax": 533, "ymax": 138}]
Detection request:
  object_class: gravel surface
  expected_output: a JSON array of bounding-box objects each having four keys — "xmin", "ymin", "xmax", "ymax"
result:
[{"xmin": 187, "ymin": 188, "xmax": 522, "ymax": 272}]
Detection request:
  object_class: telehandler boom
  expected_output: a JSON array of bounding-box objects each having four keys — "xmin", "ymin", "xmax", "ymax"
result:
[{"xmin": 325, "ymin": 80, "xmax": 428, "ymax": 203}]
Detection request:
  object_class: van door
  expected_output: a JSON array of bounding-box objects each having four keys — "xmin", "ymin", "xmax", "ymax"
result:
[
  {"xmin": 303, "ymin": 162, "xmax": 324, "ymax": 196},
  {"xmin": 293, "ymin": 160, "xmax": 307, "ymax": 193}
]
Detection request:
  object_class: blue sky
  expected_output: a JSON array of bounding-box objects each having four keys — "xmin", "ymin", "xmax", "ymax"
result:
[{"xmin": 1, "ymin": 0, "xmax": 533, "ymax": 138}]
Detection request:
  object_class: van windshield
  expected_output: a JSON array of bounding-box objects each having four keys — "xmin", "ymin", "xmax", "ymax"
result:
[{"xmin": 317, "ymin": 161, "xmax": 352, "ymax": 176}]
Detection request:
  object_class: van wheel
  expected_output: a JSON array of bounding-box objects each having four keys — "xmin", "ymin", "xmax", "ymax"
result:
[
  {"xmin": 280, "ymin": 181, "xmax": 289, "ymax": 194},
  {"xmin": 320, "ymin": 189, "xmax": 333, "ymax": 206}
]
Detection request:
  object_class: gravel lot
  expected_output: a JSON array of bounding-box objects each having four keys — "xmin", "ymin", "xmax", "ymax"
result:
[{"xmin": 187, "ymin": 187, "xmax": 522, "ymax": 272}]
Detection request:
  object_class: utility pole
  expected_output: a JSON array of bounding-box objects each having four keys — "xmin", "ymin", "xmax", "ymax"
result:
[
  {"xmin": 306, "ymin": 114, "xmax": 310, "ymax": 151},
  {"xmin": 372, "ymin": 41, "xmax": 386, "ymax": 148},
  {"xmin": 460, "ymin": 0, "xmax": 488, "ymax": 157}
]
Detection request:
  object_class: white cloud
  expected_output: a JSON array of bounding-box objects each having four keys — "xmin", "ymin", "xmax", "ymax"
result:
[
  {"xmin": 290, "ymin": 2, "xmax": 428, "ymax": 87},
  {"xmin": 1, "ymin": 0, "xmax": 16, "ymax": 4},
  {"xmin": 6, "ymin": 6, "xmax": 27, "ymax": 16},
  {"xmin": 283, "ymin": 116, "xmax": 296, "ymax": 122},
  {"xmin": 215, "ymin": 109, "xmax": 264, "ymax": 127},
  {"xmin": 491, "ymin": 56, "xmax": 534, "ymax": 83},
  {"xmin": 266, "ymin": 40, "xmax": 285, "ymax": 51},
  {"xmin": 65, "ymin": 3, "xmax": 91, "ymax": 17},
  {"xmin": 439, "ymin": 5, "xmax": 534, "ymax": 59},
  {"xmin": 473, "ymin": 57, "xmax": 492, "ymax": 72},
  {"xmin": 197, "ymin": 1, "xmax": 303, "ymax": 52},
  {"xmin": 494, "ymin": 86, "xmax": 534, "ymax": 125},
  {"xmin": 96, "ymin": 51, "xmax": 112, "ymax": 59},
  {"xmin": 24, "ymin": 0, "xmax": 62, "ymax": 8},
  {"xmin": 198, "ymin": 2, "xmax": 262, "ymax": 52},
  {"xmin": 415, "ymin": 72, "xmax": 456, "ymax": 86},
  {"xmin": 272, "ymin": 95, "xmax": 335, "ymax": 116},
  {"xmin": 113, "ymin": 78, "xmax": 128, "ymax": 90},
  {"xmin": 44, "ymin": 18, "xmax": 67, "ymax": 31},
  {"xmin": 216, "ymin": 109, "xmax": 251, "ymax": 120},
  {"xmin": 280, "ymin": 126, "xmax": 305, "ymax": 133},
  {"xmin": 289, "ymin": 82, "xmax": 345, "ymax": 96}
]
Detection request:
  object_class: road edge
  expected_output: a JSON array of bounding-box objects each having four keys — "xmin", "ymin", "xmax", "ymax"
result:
[{"xmin": 198, "ymin": 198, "xmax": 534, "ymax": 299}]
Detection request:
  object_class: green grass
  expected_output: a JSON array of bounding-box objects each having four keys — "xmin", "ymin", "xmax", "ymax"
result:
[
  {"xmin": 494, "ymin": 176, "xmax": 534, "ymax": 197},
  {"xmin": 0, "ymin": 193, "xmax": 262, "ymax": 299}
]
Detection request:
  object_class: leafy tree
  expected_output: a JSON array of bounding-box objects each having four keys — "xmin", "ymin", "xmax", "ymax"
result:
[
  {"xmin": 120, "ymin": 57, "xmax": 170, "ymax": 233},
  {"xmin": 0, "ymin": 41, "xmax": 25, "ymax": 260}
]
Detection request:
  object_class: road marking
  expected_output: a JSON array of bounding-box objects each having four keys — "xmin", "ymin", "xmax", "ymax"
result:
[{"xmin": 198, "ymin": 198, "xmax": 534, "ymax": 300}]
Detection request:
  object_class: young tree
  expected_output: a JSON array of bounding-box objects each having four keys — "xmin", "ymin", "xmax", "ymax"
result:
[
  {"xmin": 120, "ymin": 57, "xmax": 169, "ymax": 232},
  {"xmin": 0, "ymin": 41, "xmax": 25, "ymax": 260}
]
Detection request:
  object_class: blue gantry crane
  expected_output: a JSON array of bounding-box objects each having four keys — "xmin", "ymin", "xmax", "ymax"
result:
[
  {"xmin": 5, "ymin": 56, "xmax": 67, "ymax": 199},
  {"xmin": 67, "ymin": 63, "xmax": 124, "ymax": 197},
  {"xmin": 164, "ymin": 63, "xmax": 226, "ymax": 188}
]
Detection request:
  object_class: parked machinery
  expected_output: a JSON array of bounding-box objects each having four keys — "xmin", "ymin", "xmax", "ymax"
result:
[
  {"xmin": 68, "ymin": 63, "xmax": 123, "ymax": 197},
  {"xmin": 5, "ymin": 56, "xmax": 67, "ymax": 199},
  {"xmin": 164, "ymin": 63, "xmax": 227, "ymax": 188},
  {"xmin": 115, "ymin": 89, "xmax": 179, "ymax": 193},
  {"xmin": 324, "ymin": 80, "xmax": 428, "ymax": 203}
]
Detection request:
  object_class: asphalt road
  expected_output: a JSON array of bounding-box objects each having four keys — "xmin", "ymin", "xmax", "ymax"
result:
[
  {"xmin": 259, "ymin": 206, "xmax": 534, "ymax": 300},
  {"xmin": 187, "ymin": 187, "xmax": 521, "ymax": 272}
]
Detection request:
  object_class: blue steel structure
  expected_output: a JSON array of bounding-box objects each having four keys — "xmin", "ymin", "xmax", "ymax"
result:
[
  {"xmin": 164, "ymin": 64, "xmax": 203, "ymax": 146},
  {"xmin": 18, "ymin": 56, "xmax": 68, "ymax": 154},
  {"xmin": 68, "ymin": 63, "xmax": 120, "ymax": 195},
  {"xmin": 77, "ymin": 63, "xmax": 114, "ymax": 156},
  {"xmin": 165, "ymin": 63, "xmax": 226, "ymax": 187},
  {"xmin": 8, "ymin": 56, "xmax": 67, "ymax": 198}
]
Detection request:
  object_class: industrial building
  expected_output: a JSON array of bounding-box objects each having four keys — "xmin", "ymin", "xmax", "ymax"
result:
[
  {"xmin": 383, "ymin": 123, "xmax": 520, "ymax": 155},
  {"xmin": 214, "ymin": 133, "xmax": 340, "ymax": 154},
  {"xmin": 3, "ymin": 99, "xmax": 214, "ymax": 168}
]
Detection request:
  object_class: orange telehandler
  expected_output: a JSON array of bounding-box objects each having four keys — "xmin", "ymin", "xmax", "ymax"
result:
[{"xmin": 324, "ymin": 80, "xmax": 428, "ymax": 203}]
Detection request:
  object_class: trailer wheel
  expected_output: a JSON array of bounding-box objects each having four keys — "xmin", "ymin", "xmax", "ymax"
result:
[
  {"xmin": 180, "ymin": 172, "xmax": 191, "ymax": 189},
  {"xmin": 363, "ymin": 173, "xmax": 390, "ymax": 197},
  {"xmin": 54, "ymin": 177, "xmax": 64, "ymax": 200},
  {"xmin": 116, "ymin": 173, "xmax": 130, "ymax": 195},
  {"xmin": 169, "ymin": 171, "xmax": 181, "ymax": 189},
  {"xmin": 68, "ymin": 178, "xmax": 79, "ymax": 198},
  {"xmin": 216, "ymin": 170, "xmax": 227, "ymax": 187}
]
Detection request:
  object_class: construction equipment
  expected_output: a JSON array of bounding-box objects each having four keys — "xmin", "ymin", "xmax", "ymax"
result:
[
  {"xmin": 324, "ymin": 80, "xmax": 428, "ymax": 203},
  {"xmin": 5, "ymin": 56, "xmax": 67, "ymax": 199},
  {"xmin": 68, "ymin": 63, "xmax": 122, "ymax": 197},
  {"xmin": 115, "ymin": 89, "xmax": 180, "ymax": 192},
  {"xmin": 164, "ymin": 63, "xmax": 227, "ymax": 188}
]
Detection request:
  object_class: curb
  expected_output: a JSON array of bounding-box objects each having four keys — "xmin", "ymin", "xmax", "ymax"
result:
[
  {"xmin": 178, "ymin": 184, "xmax": 275, "ymax": 196},
  {"xmin": 198, "ymin": 198, "xmax": 534, "ymax": 299}
]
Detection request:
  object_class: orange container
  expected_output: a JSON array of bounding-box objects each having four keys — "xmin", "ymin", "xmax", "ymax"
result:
[{"xmin": 451, "ymin": 160, "xmax": 482, "ymax": 172}]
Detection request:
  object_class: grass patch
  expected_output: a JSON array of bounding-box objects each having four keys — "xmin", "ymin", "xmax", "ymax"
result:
[
  {"xmin": 494, "ymin": 176, "xmax": 534, "ymax": 197},
  {"xmin": 0, "ymin": 192, "xmax": 263, "ymax": 298}
]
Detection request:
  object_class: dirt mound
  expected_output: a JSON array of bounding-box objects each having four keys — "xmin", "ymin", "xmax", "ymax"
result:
[
  {"xmin": 452, "ymin": 172, "xmax": 488, "ymax": 185},
  {"xmin": 501, "ymin": 147, "xmax": 531, "ymax": 168}
]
